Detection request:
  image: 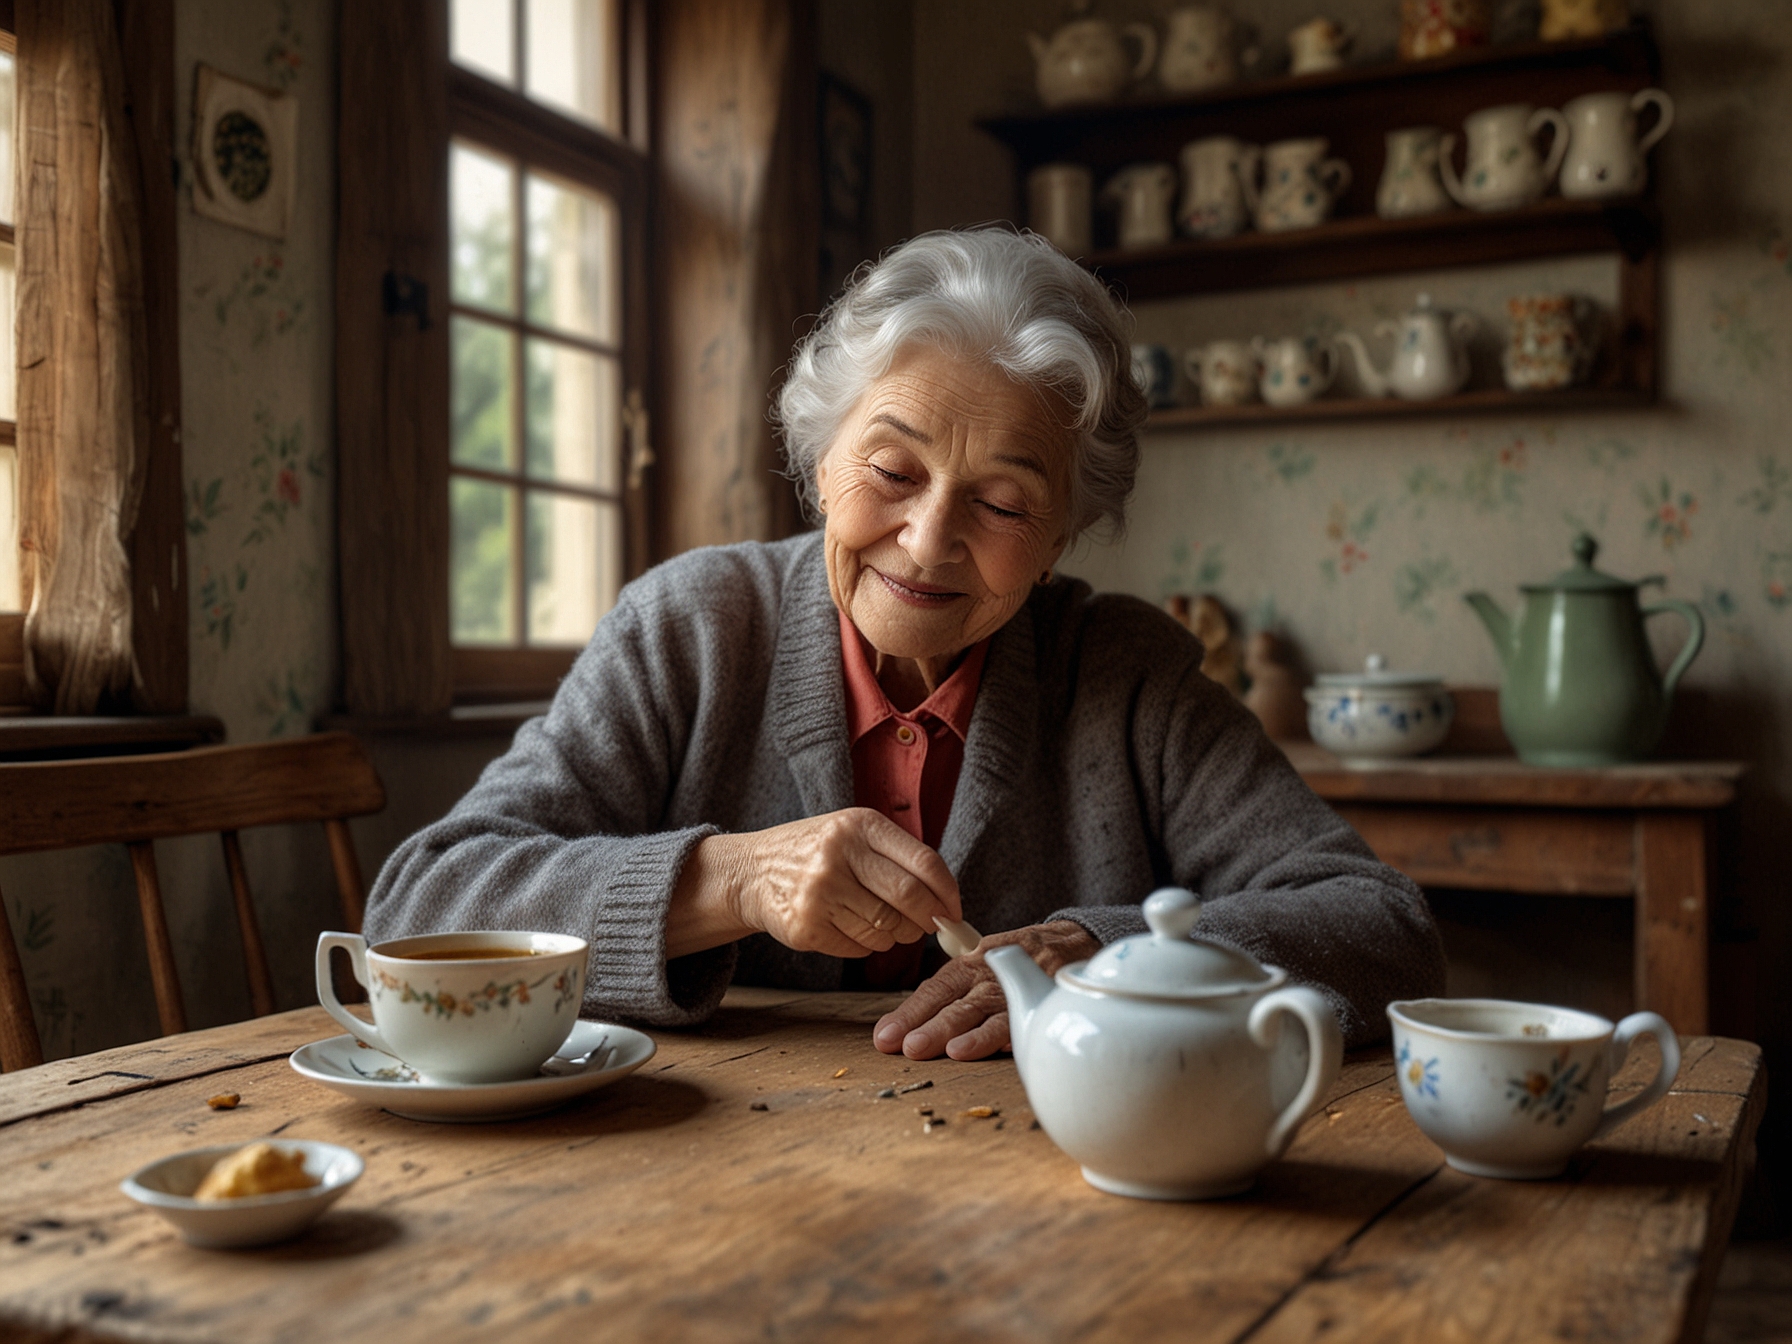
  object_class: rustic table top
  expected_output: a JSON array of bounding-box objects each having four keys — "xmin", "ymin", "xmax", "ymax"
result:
[
  {"xmin": 1282, "ymin": 741, "xmax": 1748, "ymax": 809},
  {"xmin": 0, "ymin": 990, "xmax": 1765, "ymax": 1343}
]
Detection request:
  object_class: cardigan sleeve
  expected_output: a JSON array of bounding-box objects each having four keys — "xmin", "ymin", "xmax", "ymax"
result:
[
  {"xmin": 362, "ymin": 589, "xmax": 738, "ymax": 1028},
  {"xmin": 1048, "ymin": 605, "xmax": 1447, "ymax": 1048}
]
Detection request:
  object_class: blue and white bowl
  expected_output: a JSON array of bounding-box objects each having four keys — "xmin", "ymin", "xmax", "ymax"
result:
[{"xmin": 1304, "ymin": 656, "xmax": 1454, "ymax": 759}]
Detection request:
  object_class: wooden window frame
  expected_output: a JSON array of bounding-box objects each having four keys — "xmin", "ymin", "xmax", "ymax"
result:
[{"xmin": 446, "ymin": 55, "xmax": 650, "ymax": 704}]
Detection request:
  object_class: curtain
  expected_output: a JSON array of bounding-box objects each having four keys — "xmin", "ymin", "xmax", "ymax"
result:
[{"xmin": 15, "ymin": 0, "xmax": 153, "ymax": 713}]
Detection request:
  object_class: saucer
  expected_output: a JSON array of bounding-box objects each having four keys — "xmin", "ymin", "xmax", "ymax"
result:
[{"xmin": 289, "ymin": 1020, "xmax": 655, "ymax": 1123}]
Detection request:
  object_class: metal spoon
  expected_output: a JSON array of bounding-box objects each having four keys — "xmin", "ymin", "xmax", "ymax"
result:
[{"xmin": 540, "ymin": 1034, "xmax": 613, "ymax": 1076}]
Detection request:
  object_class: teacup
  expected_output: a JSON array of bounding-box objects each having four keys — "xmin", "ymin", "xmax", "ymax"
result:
[
  {"xmin": 1184, "ymin": 339, "xmax": 1259, "ymax": 406},
  {"xmin": 1388, "ymin": 998, "xmax": 1680, "ymax": 1179},
  {"xmin": 316, "ymin": 930, "xmax": 587, "ymax": 1084}
]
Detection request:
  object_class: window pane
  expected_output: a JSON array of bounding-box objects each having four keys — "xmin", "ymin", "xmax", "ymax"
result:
[
  {"xmin": 526, "ymin": 173, "xmax": 619, "ymax": 344},
  {"xmin": 525, "ymin": 0, "xmax": 621, "ymax": 133},
  {"xmin": 0, "ymin": 444, "xmax": 18, "ymax": 613},
  {"xmin": 451, "ymin": 142, "xmax": 515, "ymax": 313},
  {"xmin": 452, "ymin": 0, "xmax": 515, "ymax": 87},
  {"xmin": 452, "ymin": 477, "xmax": 517, "ymax": 645},
  {"xmin": 0, "ymin": 52, "xmax": 14, "ymax": 224},
  {"xmin": 0, "ymin": 242, "xmax": 14, "ymax": 422},
  {"xmin": 527, "ymin": 492, "xmax": 617, "ymax": 645},
  {"xmin": 451, "ymin": 317, "xmax": 516, "ymax": 470},
  {"xmin": 526, "ymin": 340, "xmax": 619, "ymax": 491}
]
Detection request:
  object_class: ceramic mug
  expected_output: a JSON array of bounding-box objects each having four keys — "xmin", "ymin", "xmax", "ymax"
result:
[
  {"xmin": 1558, "ymin": 88, "xmax": 1672, "ymax": 200},
  {"xmin": 1250, "ymin": 137, "xmax": 1352, "ymax": 233},
  {"xmin": 1288, "ymin": 17, "xmax": 1353, "ymax": 75},
  {"xmin": 1131, "ymin": 344, "xmax": 1178, "ymax": 408},
  {"xmin": 1377, "ymin": 126, "xmax": 1453, "ymax": 219},
  {"xmin": 316, "ymin": 930, "xmax": 587, "ymax": 1084},
  {"xmin": 1102, "ymin": 162, "xmax": 1178, "ymax": 250},
  {"xmin": 1184, "ymin": 339, "xmax": 1259, "ymax": 406},
  {"xmin": 1028, "ymin": 163, "xmax": 1095, "ymax": 255},
  {"xmin": 1178, "ymin": 136, "xmax": 1259, "ymax": 239},
  {"xmin": 1388, "ymin": 998, "xmax": 1680, "ymax": 1179},
  {"xmin": 1253, "ymin": 335, "xmax": 1336, "ymax": 407},
  {"xmin": 1504, "ymin": 293, "xmax": 1599, "ymax": 390}
]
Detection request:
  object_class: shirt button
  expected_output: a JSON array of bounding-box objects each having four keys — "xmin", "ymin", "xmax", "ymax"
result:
[{"xmin": 895, "ymin": 725, "xmax": 916, "ymax": 745}]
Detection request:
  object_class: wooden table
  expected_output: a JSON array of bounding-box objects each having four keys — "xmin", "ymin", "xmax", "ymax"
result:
[
  {"xmin": 0, "ymin": 990, "xmax": 1765, "ymax": 1343},
  {"xmin": 1286, "ymin": 741, "xmax": 1747, "ymax": 1035}
]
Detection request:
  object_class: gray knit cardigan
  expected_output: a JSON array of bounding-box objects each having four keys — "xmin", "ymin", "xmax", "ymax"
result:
[{"xmin": 365, "ymin": 532, "xmax": 1445, "ymax": 1046}]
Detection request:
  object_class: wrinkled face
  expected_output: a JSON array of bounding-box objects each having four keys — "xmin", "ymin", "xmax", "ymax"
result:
[{"xmin": 815, "ymin": 347, "xmax": 1074, "ymax": 664}]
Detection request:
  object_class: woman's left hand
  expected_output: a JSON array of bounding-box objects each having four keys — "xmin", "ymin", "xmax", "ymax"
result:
[{"xmin": 872, "ymin": 920, "xmax": 1101, "ymax": 1060}]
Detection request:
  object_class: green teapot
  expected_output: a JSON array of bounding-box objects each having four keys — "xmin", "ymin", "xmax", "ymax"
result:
[{"xmin": 1464, "ymin": 534, "xmax": 1704, "ymax": 767}]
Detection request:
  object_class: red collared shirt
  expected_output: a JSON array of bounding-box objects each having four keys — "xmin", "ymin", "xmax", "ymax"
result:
[{"xmin": 837, "ymin": 609, "xmax": 988, "ymax": 990}]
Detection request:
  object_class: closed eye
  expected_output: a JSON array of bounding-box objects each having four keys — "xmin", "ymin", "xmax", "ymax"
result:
[
  {"xmin": 981, "ymin": 501, "xmax": 1025, "ymax": 519},
  {"xmin": 873, "ymin": 465, "xmax": 910, "ymax": 485}
]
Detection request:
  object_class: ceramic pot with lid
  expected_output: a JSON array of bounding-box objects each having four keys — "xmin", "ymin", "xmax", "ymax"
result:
[
  {"xmin": 1026, "ymin": 15, "xmax": 1158, "ymax": 108},
  {"xmin": 1304, "ymin": 655, "xmax": 1455, "ymax": 758},
  {"xmin": 1465, "ymin": 534, "xmax": 1705, "ymax": 766},
  {"xmin": 987, "ymin": 888, "xmax": 1342, "ymax": 1201},
  {"xmin": 1335, "ymin": 293, "xmax": 1476, "ymax": 401}
]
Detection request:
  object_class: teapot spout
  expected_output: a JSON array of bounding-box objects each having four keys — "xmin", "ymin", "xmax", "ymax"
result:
[
  {"xmin": 1333, "ymin": 330, "xmax": 1388, "ymax": 397},
  {"xmin": 1464, "ymin": 591, "xmax": 1512, "ymax": 663},
  {"xmin": 986, "ymin": 945, "xmax": 1052, "ymax": 1055}
]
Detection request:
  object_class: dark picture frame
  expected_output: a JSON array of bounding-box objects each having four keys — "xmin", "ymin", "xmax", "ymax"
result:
[{"xmin": 819, "ymin": 70, "xmax": 872, "ymax": 232}]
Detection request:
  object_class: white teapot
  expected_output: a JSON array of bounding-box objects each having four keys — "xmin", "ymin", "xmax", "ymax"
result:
[
  {"xmin": 1027, "ymin": 15, "xmax": 1158, "ymax": 108},
  {"xmin": 1335, "ymin": 293, "xmax": 1477, "ymax": 400},
  {"xmin": 1559, "ymin": 89, "xmax": 1672, "ymax": 199},
  {"xmin": 1441, "ymin": 103, "xmax": 1568, "ymax": 211},
  {"xmin": 988, "ymin": 888, "xmax": 1342, "ymax": 1200}
]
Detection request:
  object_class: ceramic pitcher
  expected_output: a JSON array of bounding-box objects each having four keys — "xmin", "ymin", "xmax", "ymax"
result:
[
  {"xmin": 1028, "ymin": 163, "xmax": 1094, "ymax": 254},
  {"xmin": 1178, "ymin": 136, "xmax": 1258, "ymax": 239},
  {"xmin": 1441, "ymin": 103, "xmax": 1568, "ymax": 211},
  {"xmin": 1288, "ymin": 17, "xmax": 1353, "ymax": 74},
  {"xmin": 1247, "ymin": 138, "xmax": 1352, "ymax": 233},
  {"xmin": 1376, "ymin": 126, "xmax": 1453, "ymax": 219},
  {"xmin": 1027, "ymin": 16, "xmax": 1158, "ymax": 108},
  {"xmin": 1253, "ymin": 336, "xmax": 1336, "ymax": 407},
  {"xmin": 1102, "ymin": 163, "xmax": 1177, "ymax": 249},
  {"xmin": 1400, "ymin": 0, "xmax": 1490, "ymax": 59},
  {"xmin": 1503, "ymin": 293, "xmax": 1598, "ymax": 391},
  {"xmin": 1558, "ymin": 89, "xmax": 1672, "ymax": 199},
  {"xmin": 1160, "ymin": 5, "xmax": 1250, "ymax": 93}
]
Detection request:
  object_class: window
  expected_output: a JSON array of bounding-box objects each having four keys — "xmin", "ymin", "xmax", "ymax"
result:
[
  {"xmin": 1, "ymin": 29, "xmax": 20, "ymax": 704},
  {"xmin": 446, "ymin": 0, "xmax": 644, "ymax": 702}
]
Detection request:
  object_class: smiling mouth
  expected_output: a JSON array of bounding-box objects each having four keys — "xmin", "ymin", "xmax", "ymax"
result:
[{"xmin": 873, "ymin": 569, "xmax": 965, "ymax": 608}]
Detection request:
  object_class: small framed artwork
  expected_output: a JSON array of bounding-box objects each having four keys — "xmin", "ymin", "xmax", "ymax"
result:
[
  {"xmin": 190, "ymin": 64, "xmax": 298, "ymax": 240},
  {"xmin": 819, "ymin": 72, "xmax": 871, "ymax": 234}
]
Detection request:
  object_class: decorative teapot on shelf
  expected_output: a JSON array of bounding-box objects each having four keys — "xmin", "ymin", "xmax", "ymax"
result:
[
  {"xmin": 1335, "ymin": 293, "xmax": 1476, "ymax": 400},
  {"xmin": 987, "ymin": 888, "xmax": 1343, "ymax": 1201},
  {"xmin": 1464, "ymin": 534, "xmax": 1705, "ymax": 766},
  {"xmin": 1026, "ymin": 12, "xmax": 1158, "ymax": 108},
  {"xmin": 1441, "ymin": 103, "xmax": 1569, "ymax": 211}
]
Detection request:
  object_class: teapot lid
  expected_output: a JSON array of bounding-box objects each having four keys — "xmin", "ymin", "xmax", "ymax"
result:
[
  {"xmin": 1064, "ymin": 888, "xmax": 1275, "ymax": 999},
  {"xmin": 1314, "ymin": 653, "xmax": 1443, "ymax": 690},
  {"xmin": 1523, "ymin": 533, "xmax": 1647, "ymax": 593}
]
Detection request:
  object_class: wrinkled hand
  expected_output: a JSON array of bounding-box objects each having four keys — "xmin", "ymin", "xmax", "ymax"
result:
[
  {"xmin": 732, "ymin": 808, "xmax": 962, "ymax": 959},
  {"xmin": 873, "ymin": 920, "xmax": 1101, "ymax": 1061}
]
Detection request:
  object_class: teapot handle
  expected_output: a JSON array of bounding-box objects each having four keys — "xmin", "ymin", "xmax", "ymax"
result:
[
  {"xmin": 1122, "ymin": 22, "xmax": 1158, "ymax": 82},
  {"xmin": 1633, "ymin": 88, "xmax": 1675, "ymax": 155},
  {"xmin": 1437, "ymin": 131, "xmax": 1470, "ymax": 207},
  {"xmin": 1530, "ymin": 106, "xmax": 1570, "ymax": 186},
  {"xmin": 1641, "ymin": 598, "xmax": 1706, "ymax": 702},
  {"xmin": 1249, "ymin": 985, "xmax": 1343, "ymax": 1159},
  {"xmin": 1318, "ymin": 158, "xmax": 1353, "ymax": 200}
]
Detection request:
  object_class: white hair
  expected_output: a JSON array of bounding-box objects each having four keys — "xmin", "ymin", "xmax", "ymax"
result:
[{"xmin": 773, "ymin": 227, "xmax": 1145, "ymax": 540}]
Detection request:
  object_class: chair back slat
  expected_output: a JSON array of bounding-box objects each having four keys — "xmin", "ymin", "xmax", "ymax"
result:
[
  {"xmin": 221, "ymin": 831, "xmax": 277, "ymax": 1017},
  {"xmin": 0, "ymin": 733, "xmax": 386, "ymax": 856},
  {"xmin": 324, "ymin": 818, "xmax": 368, "ymax": 932},
  {"xmin": 128, "ymin": 842, "xmax": 187, "ymax": 1037}
]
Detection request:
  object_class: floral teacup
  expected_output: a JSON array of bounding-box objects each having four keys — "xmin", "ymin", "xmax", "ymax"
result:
[
  {"xmin": 1388, "ymin": 998, "xmax": 1680, "ymax": 1179},
  {"xmin": 316, "ymin": 930, "xmax": 587, "ymax": 1084}
]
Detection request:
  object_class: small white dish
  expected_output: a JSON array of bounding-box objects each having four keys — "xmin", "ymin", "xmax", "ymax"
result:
[
  {"xmin": 289, "ymin": 1019, "xmax": 655, "ymax": 1123},
  {"xmin": 122, "ymin": 1141, "xmax": 363, "ymax": 1249}
]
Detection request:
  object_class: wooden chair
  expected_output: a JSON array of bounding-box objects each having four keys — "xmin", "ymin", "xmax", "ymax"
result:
[{"xmin": 0, "ymin": 732, "xmax": 386, "ymax": 1071}]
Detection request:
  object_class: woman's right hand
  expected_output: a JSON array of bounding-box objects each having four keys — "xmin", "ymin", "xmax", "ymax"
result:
[{"xmin": 667, "ymin": 809, "xmax": 962, "ymax": 960}]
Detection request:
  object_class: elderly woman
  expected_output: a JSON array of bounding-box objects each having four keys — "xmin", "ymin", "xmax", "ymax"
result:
[{"xmin": 366, "ymin": 228, "xmax": 1444, "ymax": 1056}]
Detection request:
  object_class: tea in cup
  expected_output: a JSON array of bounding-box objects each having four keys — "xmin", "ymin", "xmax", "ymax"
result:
[
  {"xmin": 316, "ymin": 930, "xmax": 587, "ymax": 1084},
  {"xmin": 1388, "ymin": 998, "xmax": 1680, "ymax": 1179}
]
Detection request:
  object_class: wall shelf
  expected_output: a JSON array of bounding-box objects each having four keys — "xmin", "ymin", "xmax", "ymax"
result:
[
  {"xmin": 976, "ymin": 25, "xmax": 1664, "ymax": 416},
  {"xmin": 1143, "ymin": 385, "xmax": 1651, "ymax": 433}
]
